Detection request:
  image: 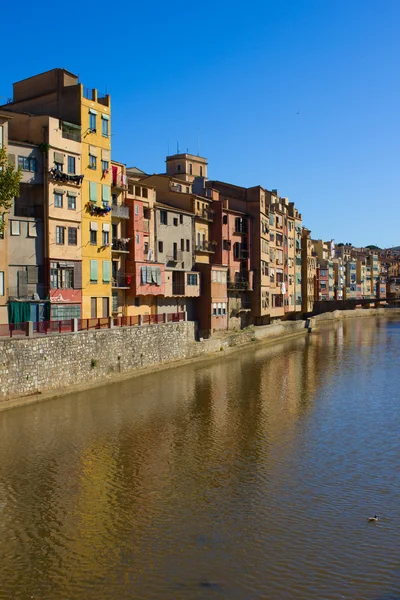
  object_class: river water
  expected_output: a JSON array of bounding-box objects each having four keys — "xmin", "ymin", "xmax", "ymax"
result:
[{"xmin": 0, "ymin": 317, "xmax": 399, "ymax": 600}]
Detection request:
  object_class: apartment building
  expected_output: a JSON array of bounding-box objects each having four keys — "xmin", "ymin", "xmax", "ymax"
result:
[
  {"xmin": 125, "ymin": 178, "xmax": 165, "ymax": 317},
  {"xmin": 0, "ymin": 114, "xmax": 10, "ymax": 323},
  {"xmin": 4, "ymin": 68, "xmax": 112, "ymax": 319},
  {"xmin": 7, "ymin": 140, "xmax": 45, "ymax": 322},
  {"xmin": 5, "ymin": 111, "xmax": 84, "ymax": 321},
  {"xmin": 111, "ymin": 160, "xmax": 129, "ymax": 316},
  {"xmin": 301, "ymin": 228, "xmax": 317, "ymax": 313}
]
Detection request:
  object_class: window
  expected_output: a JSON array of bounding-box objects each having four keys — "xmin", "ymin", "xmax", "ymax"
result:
[
  {"xmin": 173, "ymin": 218, "xmax": 178, "ymax": 226},
  {"xmin": 135, "ymin": 186, "xmax": 141, "ymax": 196},
  {"xmin": 89, "ymin": 154, "xmax": 97, "ymax": 169},
  {"xmin": 186, "ymin": 187, "xmax": 189, "ymax": 193},
  {"xmin": 18, "ymin": 156, "xmax": 37, "ymax": 171},
  {"xmin": 142, "ymin": 188, "xmax": 148, "ymax": 199},
  {"xmin": 176, "ymin": 184, "xmax": 182, "ymax": 192},
  {"xmin": 10, "ymin": 221, "xmax": 20, "ymax": 236},
  {"xmin": 180, "ymin": 214, "xmax": 183, "ymax": 224},
  {"xmin": 177, "ymin": 164, "xmax": 181, "ymax": 172},
  {"xmin": 112, "ymin": 194, "xmax": 117, "ymax": 205},
  {"xmin": 212, "ymin": 303, "xmax": 217, "ymax": 315},
  {"xmin": 56, "ymin": 226, "xmax": 65, "ymax": 244},
  {"xmin": 102, "ymin": 230, "xmax": 109, "ymax": 246},
  {"xmin": 90, "ymin": 230, "xmax": 97, "ymax": 245},
  {"xmin": 217, "ymin": 303, "xmax": 222, "ymax": 316},
  {"xmin": 101, "ymin": 160, "xmax": 109, "ymax": 172},
  {"xmin": 135, "ymin": 234, "xmax": 140, "ymax": 244},
  {"xmin": 102, "ymin": 184, "xmax": 110, "ymax": 205},
  {"xmin": 0, "ymin": 271, "xmax": 4, "ymax": 296},
  {"xmin": 50, "ymin": 263, "xmax": 74, "ymax": 289},
  {"xmin": 102, "ymin": 297, "xmax": 109, "ymax": 317},
  {"xmin": 68, "ymin": 227, "xmax": 77, "ymax": 245},
  {"xmin": 197, "ymin": 201, "xmax": 200, "ymax": 211},
  {"xmin": 67, "ymin": 156, "xmax": 76, "ymax": 174},
  {"xmin": 54, "ymin": 161, "xmax": 63, "ymax": 171},
  {"xmin": 181, "ymin": 239, "xmax": 184, "ymax": 251},
  {"xmin": 134, "ymin": 297, "xmax": 140, "ymax": 307},
  {"xmin": 223, "ymin": 240, "xmax": 231, "ymax": 251},
  {"xmin": 160, "ymin": 210, "xmax": 167, "ymax": 225},
  {"xmin": 222, "ymin": 302, "xmax": 226, "ymax": 315},
  {"xmin": 144, "ymin": 241, "xmax": 149, "ymax": 256},
  {"xmin": 89, "ymin": 113, "xmax": 96, "ymax": 131},
  {"xmin": 187, "ymin": 273, "xmax": 198, "ymax": 285},
  {"xmin": 189, "ymin": 163, "xmax": 193, "ymax": 175},
  {"xmin": 67, "ymin": 194, "xmax": 76, "ymax": 210},
  {"xmin": 90, "ymin": 260, "xmax": 98, "ymax": 283},
  {"xmin": 186, "ymin": 239, "xmax": 190, "ymax": 252},
  {"xmin": 200, "ymin": 166, "xmax": 203, "ymax": 177},
  {"xmin": 135, "ymin": 204, "xmax": 139, "ymax": 215},
  {"xmin": 54, "ymin": 193, "xmax": 63, "ymax": 208},
  {"xmin": 101, "ymin": 117, "xmax": 109, "ymax": 137},
  {"xmin": 158, "ymin": 241, "xmax": 163, "ymax": 253}
]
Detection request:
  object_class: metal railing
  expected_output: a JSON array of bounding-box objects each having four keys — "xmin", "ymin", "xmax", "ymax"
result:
[
  {"xmin": 196, "ymin": 241, "xmax": 216, "ymax": 253},
  {"xmin": 227, "ymin": 280, "xmax": 250, "ymax": 291},
  {"xmin": 112, "ymin": 238, "xmax": 130, "ymax": 252},
  {"xmin": 0, "ymin": 312, "xmax": 186, "ymax": 338}
]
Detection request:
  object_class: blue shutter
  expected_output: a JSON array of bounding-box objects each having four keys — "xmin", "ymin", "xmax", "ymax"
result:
[
  {"xmin": 89, "ymin": 182, "xmax": 98, "ymax": 203},
  {"xmin": 90, "ymin": 260, "xmax": 98, "ymax": 282},
  {"xmin": 102, "ymin": 260, "xmax": 111, "ymax": 283}
]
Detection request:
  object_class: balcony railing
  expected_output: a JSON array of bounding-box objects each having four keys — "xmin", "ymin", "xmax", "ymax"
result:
[
  {"xmin": 111, "ymin": 204, "xmax": 129, "ymax": 219},
  {"xmin": 227, "ymin": 280, "xmax": 250, "ymax": 291},
  {"xmin": 197, "ymin": 208, "xmax": 214, "ymax": 222},
  {"xmin": 195, "ymin": 241, "xmax": 216, "ymax": 253},
  {"xmin": 112, "ymin": 274, "xmax": 131, "ymax": 289},
  {"xmin": 166, "ymin": 251, "xmax": 184, "ymax": 263},
  {"xmin": 48, "ymin": 168, "xmax": 84, "ymax": 185},
  {"xmin": 234, "ymin": 224, "xmax": 248, "ymax": 234},
  {"xmin": 112, "ymin": 238, "xmax": 130, "ymax": 252}
]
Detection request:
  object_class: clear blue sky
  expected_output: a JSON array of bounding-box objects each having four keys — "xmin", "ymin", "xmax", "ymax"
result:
[{"xmin": 2, "ymin": 0, "xmax": 399, "ymax": 247}]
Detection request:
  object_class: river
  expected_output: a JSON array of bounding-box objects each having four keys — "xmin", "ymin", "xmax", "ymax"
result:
[{"xmin": 0, "ymin": 317, "xmax": 399, "ymax": 600}]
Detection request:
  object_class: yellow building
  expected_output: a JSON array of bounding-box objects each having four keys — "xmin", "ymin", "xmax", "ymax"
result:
[{"xmin": 80, "ymin": 89, "xmax": 112, "ymax": 319}]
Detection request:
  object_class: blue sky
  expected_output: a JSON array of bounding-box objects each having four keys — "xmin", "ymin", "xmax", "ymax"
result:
[{"xmin": 1, "ymin": 0, "xmax": 399, "ymax": 247}]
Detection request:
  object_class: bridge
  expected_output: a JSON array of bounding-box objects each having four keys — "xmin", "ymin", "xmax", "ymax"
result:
[{"xmin": 312, "ymin": 297, "xmax": 388, "ymax": 315}]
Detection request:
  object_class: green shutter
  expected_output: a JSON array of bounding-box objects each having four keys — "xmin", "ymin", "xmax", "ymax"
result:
[
  {"xmin": 102, "ymin": 184, "xmax": 110, "ymax": 203},
  {"xmin": 102, "ymin": 260, "xmax": 111, "ymax": 283},
  {"xmin": 90, "ymin": 260, "xmax": 98, "ymax": 282},
  {"xmin": 89, "ymin": 182, "xmax": 98, "ymax": 203}
]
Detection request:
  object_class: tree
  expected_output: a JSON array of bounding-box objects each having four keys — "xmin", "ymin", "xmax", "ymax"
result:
[{"xmin": 0, "ymin": 146, "xmax": 22, "ymax": 234}]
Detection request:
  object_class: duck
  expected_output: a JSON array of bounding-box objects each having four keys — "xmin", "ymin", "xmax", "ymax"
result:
[{"xmin": 368, "ymin": 514, "xmax": 379, "ymax": 522}]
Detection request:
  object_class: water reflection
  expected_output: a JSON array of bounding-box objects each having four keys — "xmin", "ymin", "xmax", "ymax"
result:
[{"xmin": 0, "ymin": 317, "xmax": 399, "ymax": 599}]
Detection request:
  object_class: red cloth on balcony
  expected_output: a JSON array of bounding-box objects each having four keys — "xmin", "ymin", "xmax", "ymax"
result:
[{"xmin": 112, "ymin": 165, "xmax": 118, "ymax": 186}]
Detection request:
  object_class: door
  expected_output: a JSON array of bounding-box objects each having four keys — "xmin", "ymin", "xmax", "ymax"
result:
[{"xmin": 91, "ymin": 297, "xmax": 97, "ymax": 318}]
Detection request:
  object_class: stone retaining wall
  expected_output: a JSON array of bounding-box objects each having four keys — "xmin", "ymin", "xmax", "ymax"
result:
[{"xmin": 0, "ymin": 320, "xmax": 308, "ymax": 404}]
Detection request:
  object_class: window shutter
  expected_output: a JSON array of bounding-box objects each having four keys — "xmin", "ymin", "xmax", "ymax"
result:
[
  {"xmin": 18, "ymin": 270, "xmax": 28, "ymax": 297},
  {"xmin": 102, "ymin": 184, "xmax": 110, "ymax": 202},
  {"xmin": 90, "ymin": 260, "xmax": 98, "ymax": 281},
  {"xmin": 101, "ymin": 149, "xmax": 110, "ymax": 161},
  {"xmin": 89, "ymin": 145, "xmax": 98, "ymax": 157},
  {"xmin": 28, "ymin": 222, "xmax": 38, "ymax": 237},
  {"xmin": 27, "ymin": 265, "xmax": 39, "ymax": 284},
  {"xmin": 101, "ymin": 114, "xmax": 110, "ymax": 120},
  {"xmin": 8, "ymin": 153, "xmax": 16, "ymax": 167},
  {"xmin": 102, "ymin": 260, "xmax": 111, "ymax": 283},
  {"xmin": 89, "ymin": 182, "xmax": 98, "ymax": 202},
  {"xmin": 73, "ymin": 262, "xmax": 82, "ymax": 289}
]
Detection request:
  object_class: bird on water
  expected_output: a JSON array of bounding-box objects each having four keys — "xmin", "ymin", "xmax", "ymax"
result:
[{"xmin": 368, "ymin": 515, "xmax": 379, "ymax": 522}]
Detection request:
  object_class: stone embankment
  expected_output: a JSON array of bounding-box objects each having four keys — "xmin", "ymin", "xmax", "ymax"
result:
[
  {"xmin": 1, "ymin": 307, "xmax": 400, "ymax": 411},
  {"xmin": 0, "ymin": 320, "xmax": 306, "ymax": 408}
]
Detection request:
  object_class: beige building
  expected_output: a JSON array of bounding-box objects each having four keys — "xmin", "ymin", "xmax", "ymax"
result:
[
  {"xmin": 0, "ymin": 114, "xmax": 10, "ymax": 324},
  {"xmin": 301, "ymin": 228, "xmax": 317, "ymax": 313}
]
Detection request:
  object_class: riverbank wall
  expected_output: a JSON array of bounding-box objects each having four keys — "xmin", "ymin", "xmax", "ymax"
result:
[
  {"xmin": 0, "ymin": 320, "xmax": 306, "ymax": 407},
  {"xmin": 2, "ymin": 307, "xmax": 400, "ymax": 410}
]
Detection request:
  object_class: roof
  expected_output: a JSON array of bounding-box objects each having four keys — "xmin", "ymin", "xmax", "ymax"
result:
[
  {"xmin": 155, "ymin": 201, "xmax": 194, "ymax": 216},
  {"xmin": 126, "ymin": 166, "xmax": 148, "ymax": 176}
]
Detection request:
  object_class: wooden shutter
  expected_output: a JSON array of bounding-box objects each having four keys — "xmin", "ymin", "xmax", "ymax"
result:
[
  {"xmin": 27, "ymin": 265, "xmax": 39, "ymax": 284},
  {"xmin": 73, "ymin": 262, "xmax": 82, "ymax": 289},
  {"xmin": 18, "ymin": 270, "xmax": 28, "ymax": 297}
]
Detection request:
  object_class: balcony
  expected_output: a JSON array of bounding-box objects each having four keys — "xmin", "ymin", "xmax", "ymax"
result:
[
  {"xmin": 61, "ymin": 122, "xmax": 81, "ymax": 142},
  {"xmin": 112, "ymin": 274, "xmax": 131, "ymax": 289},
  {"xmin": 234, "ymin": 224, "xmax": 248, "ymax": 234},
  {"xmin": 196, "ymin": 208, "xmax": 214, "ymax": 222},
  {"xmin": 111, "ymin": 204, "xmax": 129, "ymax": 219},
  {"xmin": 111, "ymin": 168, "xmax": 128, "ymax": 190},
  {"xmin": 234, "ymin": 249, "xmax": 249, "ymax": 260},
  {"xmin": 195, "ymin": 241, "xmax": 216, "ymax": 253},
  {"xmin": 112, "ymin": 238, "xmax": 130, "ymax": 253},
  {"xmin": 48, "ymin": 168, "xmax": 83, "ymax": 185},
  {"xmin": 166, "ymin": 251, "xmax": 184, "ymax": 264}
]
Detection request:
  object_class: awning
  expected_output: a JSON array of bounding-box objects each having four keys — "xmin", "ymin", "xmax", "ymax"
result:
[
  {"xmin": 103, "ymin": 223, "xmax": 110, "ymax": 232},
  {"xmin": 101, "ymin": 114, "xmax": 110, "ymax": 120},
  {"xmin": 90, "ymin": 221, "xmax": 98, "ymax": 231}
]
